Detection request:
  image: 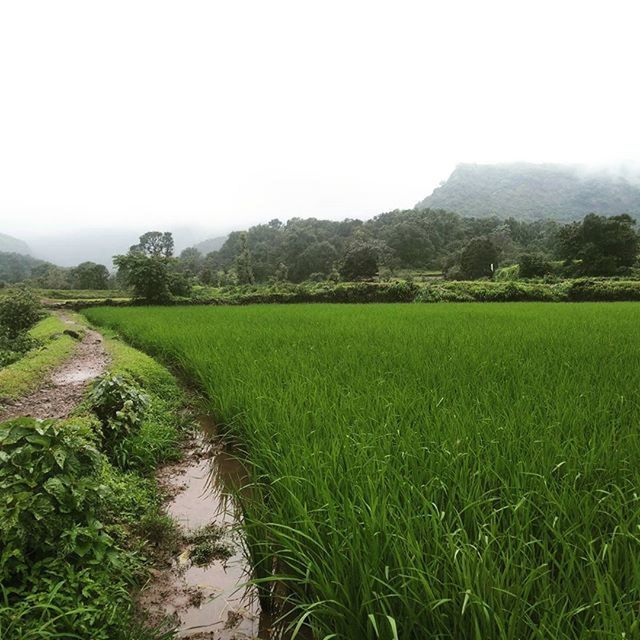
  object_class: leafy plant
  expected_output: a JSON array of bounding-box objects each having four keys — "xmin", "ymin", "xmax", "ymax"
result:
[
  {"xmin": 0, "ymin": 286, "xmax": 42, "ymax": 339},
  {"xmin": 0, "ymin": 418, "xmax": 107, "ymax": 578},
  {"xmin": 88, "ymin": 375, "xmax": 149, "ymax": 445}
]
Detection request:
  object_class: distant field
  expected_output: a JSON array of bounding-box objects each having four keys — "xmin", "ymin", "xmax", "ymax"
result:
[{"xmin": 84, "ymin": 303, "xmax": 640, "ymax": 639}]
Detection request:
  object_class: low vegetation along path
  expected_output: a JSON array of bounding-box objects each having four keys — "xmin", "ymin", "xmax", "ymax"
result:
[{"xmin": 0, "ymin": 312, "xmax": 109, "ymax": 421}]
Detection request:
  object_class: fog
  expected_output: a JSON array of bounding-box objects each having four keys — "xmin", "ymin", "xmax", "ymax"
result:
[{"xmin": 1, "ymin": 0, "xmax": 639, "ymax": 263}]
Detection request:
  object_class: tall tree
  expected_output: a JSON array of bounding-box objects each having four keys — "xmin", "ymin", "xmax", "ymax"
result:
[
  {"xmin": 557, "ymin": 213, "xmax": 639, "ymax": 275},
  {"xmin": 70, "ymin": 262, "xmax": 109, "ymax": 289},
  {"xmin": 235, "ymin": 233, "xmax": 255, "ymax": 285},
  {"xmin": 339, "ymin": 237, "xmax": 390, "ymax": 281},
  {"xmin": 114, "ymin": 231, "xmax": 175, "ymax": 302},
  {"xmin": 460, "ymin": 237, "xmax": 499, "ymax": 279},
  {"xmin": 130, "ymin": 231, "xmax": 174, "ymax": 257}
]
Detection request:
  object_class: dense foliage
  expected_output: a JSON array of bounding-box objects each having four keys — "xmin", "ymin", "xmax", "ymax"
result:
[
  {"xmin": 557, "ymin": 213, "xmax": 639, "ymax": 275},
  {"xmin": 0, "ymin": 419, "xmax": 106, "ymax": 576},
  {"xmin": 416, "ymin": 162, "xmax": 640, "ymax": 220},
  {"xmin": 195, "ymin": 209, "xmax": 560, "ymax": 283},
  {"xmin": 89, "ymin": 375, "xmax": 149, "ymax": 452},
  {"xmin": 0, "ymin": 252, "xmax": 113, "ymax": 289},
  {"xmin": 0, "ymin": 287, "xmax": 43, "ymax": 367},
  {"xmin": 0, "ymin": 286, "xmax": 42, "ymax": 338},
  {"xmin": 114, "ymin": 231, "xmax": 193, "ymax": 302},
  {"xmin": 0, "ymin": 331, "xmax": 186, "ymax": 639},
  {"xmin": 86, "ymin": 303, "xmax": 640, "ymax": 639}
]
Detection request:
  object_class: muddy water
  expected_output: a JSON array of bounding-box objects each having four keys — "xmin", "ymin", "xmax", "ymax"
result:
[{"xmin": 150, "ymin": 418, "xmax": 272, "ymax": 639}]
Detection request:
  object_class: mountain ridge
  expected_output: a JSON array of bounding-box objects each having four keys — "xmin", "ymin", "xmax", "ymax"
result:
[{"xmin": 415, "ymin": 163, "xmax": 640, "ymax": 221}]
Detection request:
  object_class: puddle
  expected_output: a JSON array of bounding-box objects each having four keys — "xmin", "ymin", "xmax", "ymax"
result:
[{"xmin": 142, "ymin": 417, "xmax": 272, "ymax": 639}]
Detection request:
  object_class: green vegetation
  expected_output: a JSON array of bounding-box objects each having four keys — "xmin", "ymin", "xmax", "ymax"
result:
[
  {"xmin": 416, "ymin": 162, "xmax": 640, "ymax": 220},
  {"xmin": 0, "ymin": 253, "xmax": 114, "ymax": 289},
  {"xmin": 557, "ymin": 213, "xmax": 639, "ymax": 275},
  {"xmin": 0, "ymin": 315, "xmax": 75, "ymax": 400},
  {"xmin": 0, "ymin": 286, "xmax": 43, "ymax": 338},
  {"xmin": 85, "ymin": 303, "xmax": 640, "ymax": 639},
  {"xmin": 0, "ymin": 319, "xmax": 187, "ymax": 639},
  {"xmin": 114, "ymin": 231, "xmax": 192, "ymax": 303},
  {"xmin": 196, "ymin": 210, "xmax": 560, "ymax": 283},
  {"xmin": 59, "ymin": 278, "xmax": 640, "ymax": 309}
]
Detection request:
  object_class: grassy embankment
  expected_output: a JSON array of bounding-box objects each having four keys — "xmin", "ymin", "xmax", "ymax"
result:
[
  {"xmin": 85, "ymin": 302, "xmax": 640, "ymax": 639},
  {"xmin": 0, "ymin": 315, "xmax": 77, "ymax": 401},
  {"xmin": 0, "ymin": 314, "xmax": 188, "ymax": 640}
]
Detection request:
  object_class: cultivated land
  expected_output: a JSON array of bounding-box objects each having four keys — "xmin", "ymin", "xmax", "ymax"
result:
[{"xmin": 84, "ymin": 303, "xmax": 640, "ymax": 639}]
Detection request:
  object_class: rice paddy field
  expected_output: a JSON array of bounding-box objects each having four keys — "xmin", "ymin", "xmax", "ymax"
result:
[{"xmin": 84, "ymin": 303, "xmax": 640, "ymax": 639}]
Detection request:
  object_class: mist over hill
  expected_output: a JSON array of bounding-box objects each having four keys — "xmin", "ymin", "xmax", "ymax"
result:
[
  {"xmin": 0, "ymin": 233, "xmax": 31, "ymax": 256},
  {"xmin": 18, "ymin": 226, "xmax": 223, "ymax": 268},
  {"xmin": 193, "ymin": 235, "xmax": 227, "ymax": 255},
  {"xmin": 416, "ymin": 163, "xmax": 640, "ymax": 221}
]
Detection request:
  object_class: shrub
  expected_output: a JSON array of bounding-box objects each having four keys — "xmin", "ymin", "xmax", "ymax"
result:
[
  {"xmin": 0, "ymin": 286, "xmax": 42, "ymax": 339},
  {"xmin": 168, "ymin": 271, "xmax": 192, "ymax": 297},
  {"xmin": 0, "ymin": 418, "xmax": 106, "ymax": 578},
  {"xmin": 517, "ymin": 253, "xmax": 551, "ymax": 278},
  {"xmin": 88, "ymin": 375, "xmax": 149, "ymax": 448}
]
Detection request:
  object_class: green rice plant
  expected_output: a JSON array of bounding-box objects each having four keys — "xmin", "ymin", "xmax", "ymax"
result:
[{"xmin": 84, "ymin": 302, "xmax": 640, "ymax": 639}]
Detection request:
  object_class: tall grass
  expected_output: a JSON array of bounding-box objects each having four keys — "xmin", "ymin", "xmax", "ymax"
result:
[{"xmin": 84, "ymin": 303, "xmax": 640, "ymax": 639}]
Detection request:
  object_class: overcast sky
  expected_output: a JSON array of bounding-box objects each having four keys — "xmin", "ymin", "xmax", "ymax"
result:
[{"xmin": 1, "ymin": 0, "xmax": 639, "ymax": 240}]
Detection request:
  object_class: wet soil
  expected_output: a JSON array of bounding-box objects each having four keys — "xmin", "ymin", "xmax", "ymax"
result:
[
  {"xmin": 139, "ymin": 418, "xmax": 272, "ymax": 639},
  {"xmin": 0, "ymin": 313, "xmax": 109, "ymax": 421}
]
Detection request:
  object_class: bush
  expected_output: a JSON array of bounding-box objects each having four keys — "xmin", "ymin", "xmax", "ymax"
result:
[
  {"xmin": 88, "ymin": 375, "xmax": 149, "ymax": 450},
  {"xmin": 168, "ymin": 271, "xmax": 192, "ymax": 297},
  {"xmin": 0, "ymin": 286, "xmax": 42, "ymax": 339},
  {"xmin": 517, "ymin": 253, "xmax": 551, "ymax": 279},
  {"xmin": 0, "ymin": 418, "xmax": 107, "ymax": 578}
]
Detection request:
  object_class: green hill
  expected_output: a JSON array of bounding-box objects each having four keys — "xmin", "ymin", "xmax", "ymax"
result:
[
  {"xmin": 0, "ymin": 232, "xmax": 31, "ymax": 255},
  {"xmin": 416, "ymin": 163, "xmax": 640, "ymax": 221}
]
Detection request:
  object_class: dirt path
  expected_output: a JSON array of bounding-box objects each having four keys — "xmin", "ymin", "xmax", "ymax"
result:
[{"xmin": 0, "ymin": 313, "xmax": 109, "ymax": 422}]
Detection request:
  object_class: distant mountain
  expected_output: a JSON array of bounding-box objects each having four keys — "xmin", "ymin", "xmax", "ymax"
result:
[
  {"xmin": 416, "ymin": 163, "xmax": 640, "ymax": 221},
  {"xmin": 193, "ymin": 235, "xmax": 227, "ymax": 255},
  {"xmin": 0, "ymin": 233, "xmax": 31, "ymax": 255}
]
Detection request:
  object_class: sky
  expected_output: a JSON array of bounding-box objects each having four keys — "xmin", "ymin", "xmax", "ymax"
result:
[{"xmin": 1, "ymin": 0, "xmax": 639, "ymax": 245}]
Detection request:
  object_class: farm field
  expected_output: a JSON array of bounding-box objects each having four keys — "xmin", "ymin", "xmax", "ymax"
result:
[{"xmin": 84, "ymin": 303, "xmax": 640, "ymax": 639}]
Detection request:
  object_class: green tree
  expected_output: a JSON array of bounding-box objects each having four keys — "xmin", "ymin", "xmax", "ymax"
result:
[
  {"xmin": 31, "ymin": 264, "xmax": 72, "ymax": 289},
  {"xmin": 517, "ymin": 253, "xmax": 550, "ymax": 279},
  {"xmin": 114, "ymin": 231, "xmax": 176, "ymax": 302},
  {"xmin": 69, "ymin": 262, "xmax": 109, "ymax": 289},
  {"xmin": 235, "ymin": 233, "xmax": 254, "ymax": 285},
  {"xmin": 0, "ymin": 286, "xmax": 42, "ymax": 338},
  {"xmin": 129, "ymin": 231, "xmax": 174, "ymax": 257},
  {"xmin": 460, "ymin": 237, "xmax": 499, "ymax": 279},
  {"xmin": 293, "ymin": 241, "xmax": 337, "ymax": 281},
  {"xmin": 339, "ymin": 238, "xmax": 389, "ymax": 281},
  {"xmin": 557, "ymin": 213, "xmax": 639, "ymax": 275},
  {"xmin": 178, "ymin": 247, "xmax": 204, "ymax": 277}
]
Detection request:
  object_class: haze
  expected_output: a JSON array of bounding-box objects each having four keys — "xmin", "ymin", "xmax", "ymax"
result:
[{"xmin": 1, "ymin": 0, "xmax": 639, "ymax": 252}]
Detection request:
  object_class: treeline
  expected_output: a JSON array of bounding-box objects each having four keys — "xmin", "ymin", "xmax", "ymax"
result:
[
  {"xmin": 184, "ymin": 209, "xmax": 561, "ymax": 284},
  {"xmin": 4, "ymin": 208, "xmax": 638, "ymax": 294},
  {"xmin": 0, "ymin": 253, "xmax": 112, "ymax": 289},
  {"xmin": 182, "ymin": 209, "xmax": 638, "ymax": 284}
]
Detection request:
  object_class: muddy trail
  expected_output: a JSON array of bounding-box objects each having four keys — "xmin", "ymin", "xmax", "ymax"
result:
[
  {"xmin": 0, "ymin": 312, "xmax": 109, "ymax": 421},
  {"xmin": 0, "ymin": 314, "xmax": 272, "ymax": 638}
]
